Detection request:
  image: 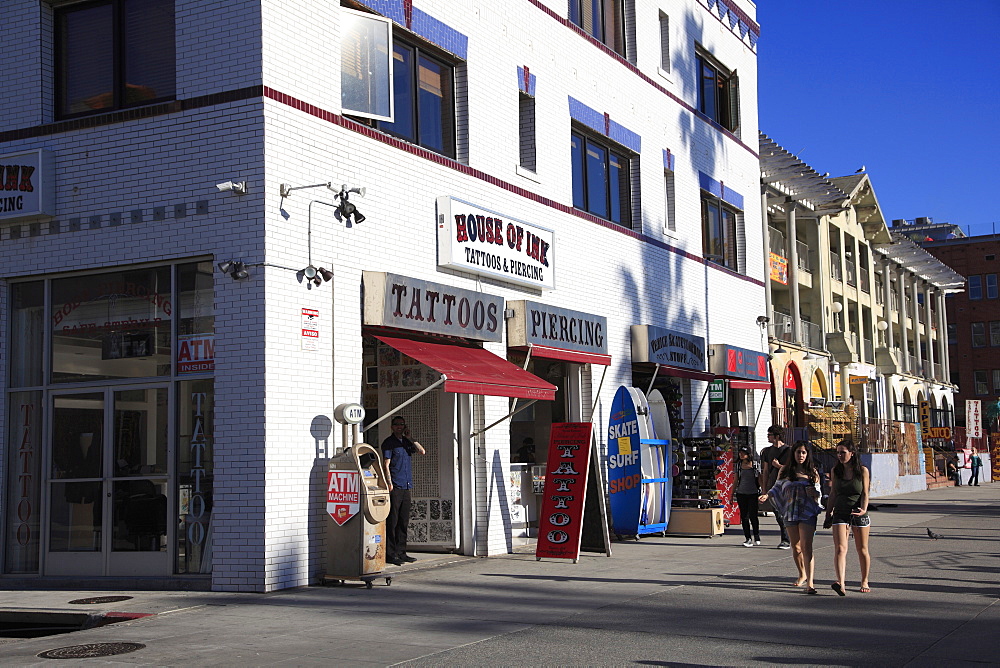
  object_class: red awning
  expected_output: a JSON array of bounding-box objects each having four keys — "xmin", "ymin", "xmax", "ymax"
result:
[
  {"xmin": 512, "ymin": 344, "xmax": 612, "ymax": 366},
  {"xmin": 728, "ymin": 379, "xmax": 772, "ymax": 390},
  {"xmin": 655, "ymin": 364, "xmax": 715, "ymax": 382},
  {"xmin": 373, "ymin": 335, "xmax": 557, "ymax": 400}
]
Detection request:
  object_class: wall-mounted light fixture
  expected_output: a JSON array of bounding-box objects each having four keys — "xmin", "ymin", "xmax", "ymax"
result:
[
  {"xmin": 302, "ymin": 264, "xmax": 333, "ymax": 286},
  {"xmin": 216, "ymin": 180, "xmax": 248, "ymax": 195},
  {"xmin": 218, "ymin": 260, "xmax": 250, "ymax": 280},
  {"xmin": 334, "ymin": 185, "xmax": 366, "ymax": 224}
]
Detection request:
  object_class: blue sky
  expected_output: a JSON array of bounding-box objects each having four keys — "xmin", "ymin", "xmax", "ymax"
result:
[{"xmin": 756, "ymin": 1, "xmax": 1000, "ymax": 236}]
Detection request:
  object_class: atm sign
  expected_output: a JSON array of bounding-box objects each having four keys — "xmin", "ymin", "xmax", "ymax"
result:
[{"xmin": 327, "ymin": 470, "xmax": 361, "ymax": 526}]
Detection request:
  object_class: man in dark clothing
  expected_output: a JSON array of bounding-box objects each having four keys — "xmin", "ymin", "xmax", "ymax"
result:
[
  {"xmin": 759, "ymin": 425, "xmax": 792, "ymax": 549},
  {"xmin": 381, "ymin": 416, "xmax": 425, "ymax": 565}
]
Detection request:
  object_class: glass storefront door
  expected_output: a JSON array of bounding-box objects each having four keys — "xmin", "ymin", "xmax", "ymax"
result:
[{"xmin": 46, "ymin": 385, "xmax": 171, "ymax": 576}]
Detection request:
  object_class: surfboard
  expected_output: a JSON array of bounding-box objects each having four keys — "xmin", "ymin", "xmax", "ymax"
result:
[{"xmin": 646, "ymin": 390, "xmax": 672, "ymax": 529}]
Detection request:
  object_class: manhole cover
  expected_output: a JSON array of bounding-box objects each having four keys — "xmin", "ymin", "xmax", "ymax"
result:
[
  {"xmin": 67, "ymin": 596, "xmax": 133, "ymax": 605},
  {"xmin": 38, "ymin": 642, "xmax": 145, "ymax": 659}
]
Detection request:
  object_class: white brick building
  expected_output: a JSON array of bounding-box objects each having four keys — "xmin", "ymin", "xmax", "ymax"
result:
[{"xmin": 0, "ymin": 0, "xmax": 765, "ymax": 591}]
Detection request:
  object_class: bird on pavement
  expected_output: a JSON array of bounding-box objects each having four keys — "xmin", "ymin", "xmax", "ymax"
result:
[{"xmin": 927, "ymin": 528, "xmax": 943, "ymax": 540}]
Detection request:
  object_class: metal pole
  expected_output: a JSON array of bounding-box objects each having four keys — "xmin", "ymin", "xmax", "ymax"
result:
[
  {"xmin": 645, "ymin": 363, "xmax": 661, "ymax": 397},
  {"xmin": 363, "ymin": 377, "xmax": 447, "ymax": 432}
]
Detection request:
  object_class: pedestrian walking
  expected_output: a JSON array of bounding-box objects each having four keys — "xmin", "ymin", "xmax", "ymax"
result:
[
  {"xmin": 824, "ymin": 439, "xmax": 872, "ymax": 595},
  {"xmin": 762, "ymin": 441, "xmax": 823, "ymax": 594},
  {"xmin": 760, "ymin": 425, "xmax": 792, "ymax": 549},
  {"xmin": 732, "ymin": 446, "xmax": 761, "ymax": 546},
  {"xmin": 969, "ymin": 447, "xmax": 983, "ymax": 486}
]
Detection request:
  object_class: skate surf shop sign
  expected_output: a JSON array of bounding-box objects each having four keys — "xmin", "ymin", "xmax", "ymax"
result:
[
  {"xmin": 327, "ymin": 470, "xmax": 361, "ymax": 526},
  {"xmin": 437, "ymin": 196, "xmax": 555, "ymax": 291},
  {"xmin": 607, "ymin": 386, "xmax": 644, "ymax": 536},
  {"xmin": 363, "ymin": 271, "xmax": 504, "ymax": 342},
  {"xmin": 0, "ymin": 149, "xmax": 55, "ymax": 222},
  {"xmin": 535, "ymin": 422, "xmax": 593, "ymax": 561}
]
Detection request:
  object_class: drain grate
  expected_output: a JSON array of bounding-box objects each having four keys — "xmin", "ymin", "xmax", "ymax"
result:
[
  {"xmin": 38, "ymin": 642, "xmax": 145, "ymax": 659},
  {"xmin": 67, "ymin": 596, "xmax": 133, "ymax": 605}
]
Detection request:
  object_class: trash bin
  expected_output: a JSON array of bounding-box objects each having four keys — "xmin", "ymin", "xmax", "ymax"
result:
[{"xmin": 323, "ymin": 443, "xmax": 393, "ymax": 588}]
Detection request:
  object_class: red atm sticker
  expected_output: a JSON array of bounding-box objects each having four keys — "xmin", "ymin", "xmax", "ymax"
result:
[
  {"xmin": 327, "ymin": 471, "xmax": 361, "ymax": 526},
  {"xmin": 535, "ymin": 422, "xmax": 592, "ymax": 561}
]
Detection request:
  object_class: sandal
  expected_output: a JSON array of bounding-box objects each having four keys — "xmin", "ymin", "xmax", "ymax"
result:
[
  {"xmin": 831, "ymin": 582, "xmax": 846, "ymax": 597},
  {"xmin": 806, "ymin": 587, "xmax": 818, "ymax": 595},
  {"xmin": 792, "ymin": 579, "xmax": 806, "ymax": 587},
  {"xmin": 859, "ymin": 586, "xmax": 871, "ymax": 593}
]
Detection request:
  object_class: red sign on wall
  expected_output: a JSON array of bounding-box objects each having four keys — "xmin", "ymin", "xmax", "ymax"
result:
[{"xmin": 535, "ymin": 422, "xmax": 592, "ymax": 561}]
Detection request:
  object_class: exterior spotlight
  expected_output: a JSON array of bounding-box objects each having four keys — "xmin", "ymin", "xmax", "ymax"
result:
[
  {"xmin": 303, "ymin": 265, "xmax": 319, "ymax": 280},
  {"xmin": 317, "ymin": 267, "xmax": 333, "ymax": 282},
  {"xmin": 335, "ymin": 185, "xmax": 366, "ymax": 224},
  {"xmin": 231, "ymin": 262, "xmax": 250, "ymax": 280},
  {"xmin": 218, "ymin": 260, "xmax": 233, "ymax": 273}
]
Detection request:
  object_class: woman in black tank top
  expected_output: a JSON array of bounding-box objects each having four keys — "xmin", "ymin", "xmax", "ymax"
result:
[{"xmin": 823, "ymin": 439, "xmax": 871, "ymax": 595}]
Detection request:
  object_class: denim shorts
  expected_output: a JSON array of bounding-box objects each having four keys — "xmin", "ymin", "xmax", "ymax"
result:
[{"xmin": 831, "ymin": 512, "xmax": 871, "ymax": 528}]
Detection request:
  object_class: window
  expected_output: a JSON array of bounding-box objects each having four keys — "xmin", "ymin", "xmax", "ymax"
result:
[
  {"xmin": 974, "ymin": 370, "xmax": 989, "ymax": 395},
  {"xmin": 375, "ymin": 38, "xmax": 456, "ymax": 158},
  {"xmin": 991, "ymin": 321, "xmax": 1000, "ymax": 346},
  {"xmin": 571, "ymin": 130, "xmax": 632, "ymax": 226},
  {"xmin": 696, "ymin": 51, "xmax": 739, "ymax": 133},
  {"xmin": 988, "ymin": 273, "xmax": 998, "ymax": 299},
  {"xmin": 972, "ymin": 322, "xmax": 986, "ymax": 348},
  {"xmin": 701, "ymin": 194, "xmax": 740, "ymax": 271},
  {"xmin": 658, "ymin": 12, "xmax": 670, "ymax": 72},
  {"xmin": 947, "ymin": 323, "xmax": 957, "ymax": 345},
  {"xmin": 968, "ymin": 274, "xmax": 982, "ymax": 300},
  {"xmin": 664, "ymin": 170, "xmax": 676, "ymax": 233},
  {"xmin": 569, "ymin": 0, "xmax": 626, "ymax": 56},
  {"xmin": 519, "ymin": 93, "xmax": 536, "ymax": 172},
  {"xmin": 993, "ymin": 370, "xmax": 1000, "ymax": 394},
  {"xmin": 340, "ymin": 8, "xmax": 394, "ymax": 121},
  {"xmin": 56, "ymin": 0, "xmax": 175, "ymax": 119}
]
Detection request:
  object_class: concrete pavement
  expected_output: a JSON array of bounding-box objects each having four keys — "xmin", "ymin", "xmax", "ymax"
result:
[{"xmin": 0, "ymin": 483, "xmax": 996, "ymax": 666}]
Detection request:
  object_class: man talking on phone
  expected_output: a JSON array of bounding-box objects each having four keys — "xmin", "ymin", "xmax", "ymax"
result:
[{"xmin": 382, "ymin": 416, "xmax": 426, "ymax": 565}]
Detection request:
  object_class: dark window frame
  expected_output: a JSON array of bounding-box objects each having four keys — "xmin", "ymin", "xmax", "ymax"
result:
[
  {"xmin": 974, "ymin": 369, "xmax": 989, "ymax": 396},
  {"xmin": 569, "ymin": 0, "xmax": 626, "ymax": 57},
  {"xmin": 701, "ymin": 192, "xmax": 740, "ymax": 271},
  {"xmin": 695, "ymin": 48, "xmax": 739, "ymax": 133},
  {"xmin": 570, "ymin": 129, "xmax": 633, "ymax": 227},
  {"xmin": 968, "ymin": 274, "xmax": 983, "ymax": 300},
  {"xmin": 55, "ymin": 0, "xmax": 176, "ymax": 120},
  {"xmin": 987, "ymin": 273, "xmax": 998, "ymax": 299},
  {"xmin": 373, "ymin": 35, "xmax": 457, "ymax": 159},
  {"xmin": 972, "ymin": 321, "xmax": 987, "ymax": 348}
]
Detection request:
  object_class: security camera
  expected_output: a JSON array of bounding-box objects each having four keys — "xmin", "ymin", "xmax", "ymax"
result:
[{"xmin": 216, "ymin": 181, "xmax": 248, "ymax": 195}]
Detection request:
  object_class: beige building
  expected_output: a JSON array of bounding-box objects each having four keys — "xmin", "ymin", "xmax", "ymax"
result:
[{"xmin": 759, "ymin": 133, "xmax": 964, "ymax": 451}]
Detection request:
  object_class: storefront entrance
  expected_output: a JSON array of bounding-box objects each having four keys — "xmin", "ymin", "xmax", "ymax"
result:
[{"xmin": 45, "ymin": 385, "xmax": 171, "ymax": 577}]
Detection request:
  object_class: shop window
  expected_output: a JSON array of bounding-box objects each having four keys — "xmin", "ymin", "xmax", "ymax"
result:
[
  {"xmin": 519, "ymin": 92, "xmax": 537, "ymax": 172},
  {"xmin": 569, "ymin": 0, "xmax": 626, "ymax": 57},
  {"xmin": 988, "ymin": 273, "xmax": 998, "ymax": 299},
  {"xmin": 56, "ymin": 0, "xmax": 176, "ymax": 119},
  {"xmin": 571, "ymin": 130, "xmax": 633, "ymax": 226},
  {"xmin": 177, "ymin": 261, "xmax": 216, "ymax": 375},
  {"xmin": 373, "ymin": 37, "xmax": 457, "ymax": 158},
  {"xmin": 9, "ymin": 282, "xmax": 44, "ymax": 388},
  {"xmin": 968, "ymin": 275, "xmax": 982, "ymax": 300},
  {"xmin": 51, "ymin": 267, "xmax": 173, "ymax": 383},
  {"xmin": 696, "ymin": 49, "xmax": 739, "ymax": 133},
  {"xmin": 176, "ymin": 379, "xmax": 214, "ymax": 574},
  {"xmin": 340, "ymin": 8, "xmax": 394, "ymax": 121},
  {"xmin": 701, "ymin": 194, "xmax": 741, "ymax": 271},
  {"xmin": 658, "ymin": 11, "xmax": 670, "ymax": 72},
  {"xmin": 974, "ymin": 370, "xmax": 988, "ymax": 395},
  {"xmin": 4, "ymin": 391, "xmax": 43, "ymax": 573},
  {"xmin": 971, "ymin": 322, "xmax": 986, "ymax": 348}
]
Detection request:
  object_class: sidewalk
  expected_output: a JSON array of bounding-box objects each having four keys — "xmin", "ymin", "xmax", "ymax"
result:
[{"xmin": 1, "ymin": 483, "xmax": 997, "ymax": 666}]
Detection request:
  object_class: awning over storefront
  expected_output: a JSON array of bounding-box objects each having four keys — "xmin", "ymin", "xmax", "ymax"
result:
[
  {"xmin": 654, "ymin": 364, "xmax": 715, "ymax": 382},
  {"xmin": 728, "ymin": 379, "xmax": 771, "ymax": 390},
  {"xmin": 373, "ymin": 335, "xmax": 557, "ymax": 400},
  {"xmin": 523, "ymin": 343, "xmax": 611, "ymax": 366}
]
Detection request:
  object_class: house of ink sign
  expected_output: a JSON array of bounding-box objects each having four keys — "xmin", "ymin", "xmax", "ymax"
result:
[
  {"xmin": 0, "ymin": 149, "xmax": 55, "ymax": 222},
  {"xmin": 437, "ymin": 196, "xmax": 555, "ymax": 291},
  {"xmin": 630, "ymin": 325, "xmax": 706, "ymax": 371},
  {"xmin": 363, "ymin": 271, "xmax": 503, "ymax": 342},
  {"xmin": 507, "ymin": 301, "xmax": 608, "ymax": 360}
]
